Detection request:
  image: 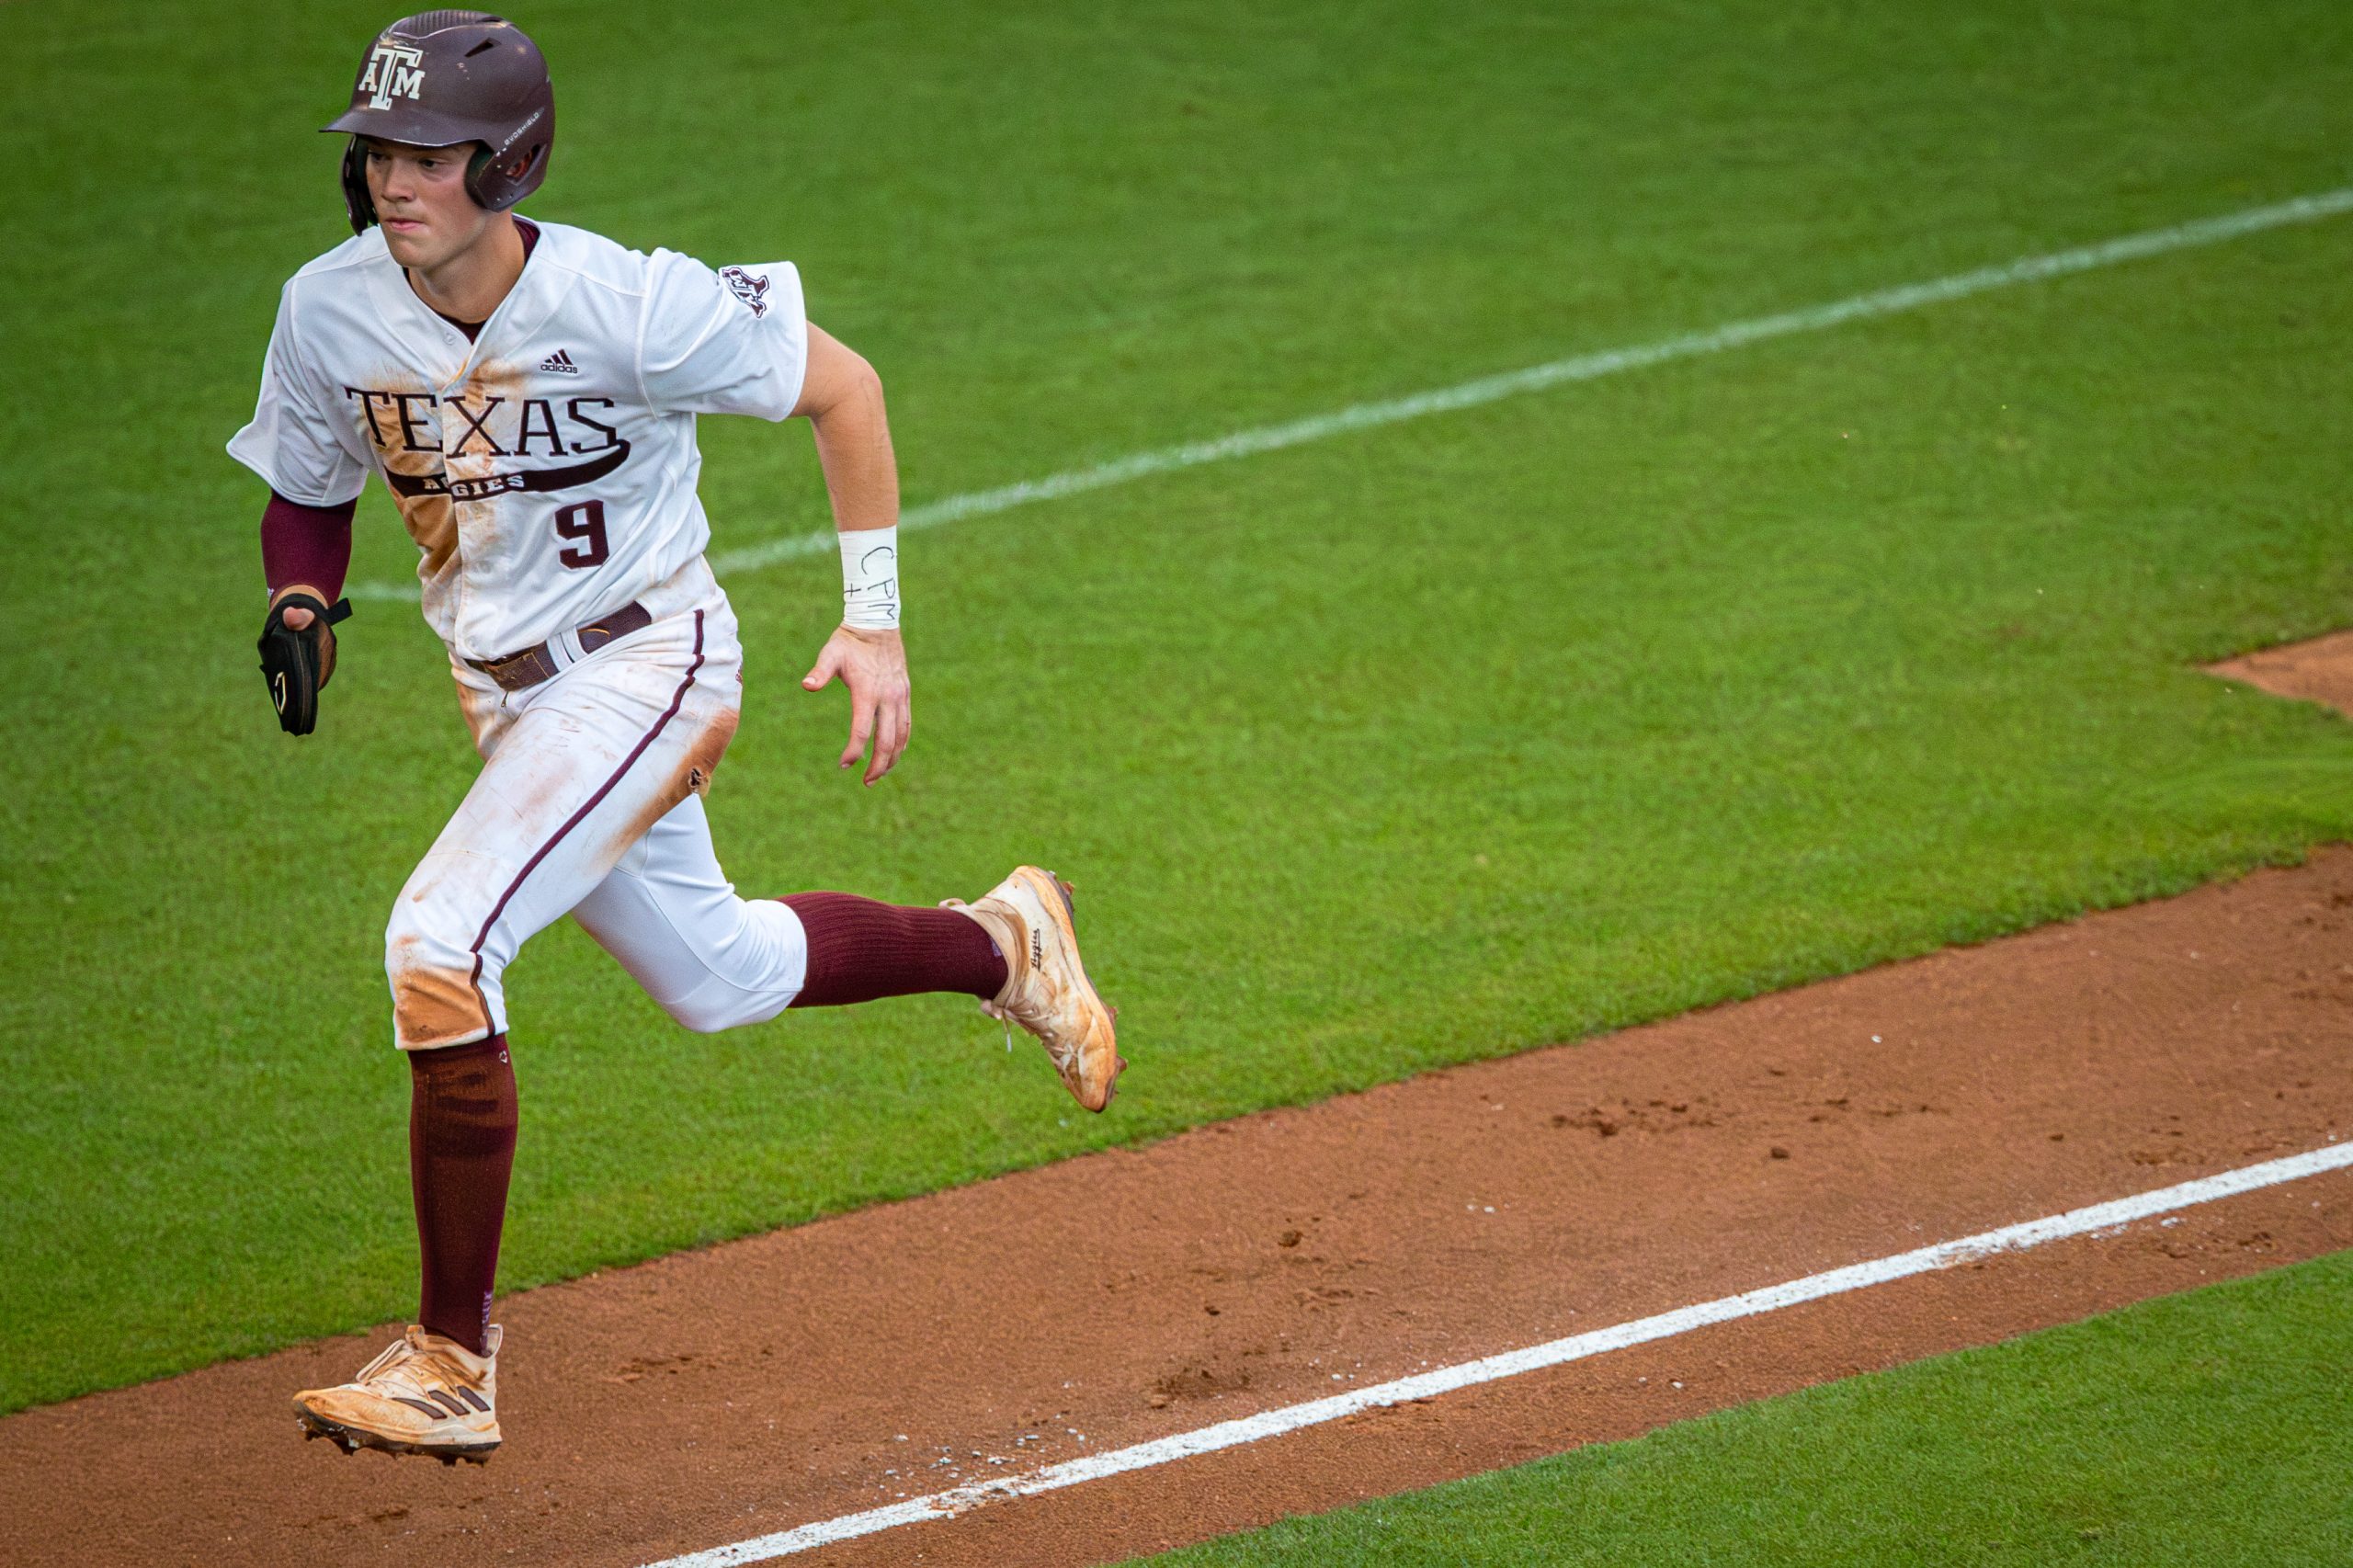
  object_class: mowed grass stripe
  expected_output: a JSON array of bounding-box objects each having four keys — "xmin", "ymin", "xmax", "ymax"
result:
[{"xmin": 343, "ymin": 186, "xmax": 2353, "ymax": 601}]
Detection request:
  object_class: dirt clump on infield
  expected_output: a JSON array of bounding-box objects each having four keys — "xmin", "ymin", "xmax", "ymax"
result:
[{"xmin": 4, "ymin": 654, "xmax": 2352, "ymax": 1567}]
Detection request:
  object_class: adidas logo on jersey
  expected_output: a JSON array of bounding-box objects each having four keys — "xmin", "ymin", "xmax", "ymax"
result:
[{"xmin": 539, "ymin": 349, "xmax": 581, "ymax": 375}]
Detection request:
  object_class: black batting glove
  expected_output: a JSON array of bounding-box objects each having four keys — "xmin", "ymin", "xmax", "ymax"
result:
[{"xmin": 256, "ymin": 592, "xmax": 352, "ymax": 735}]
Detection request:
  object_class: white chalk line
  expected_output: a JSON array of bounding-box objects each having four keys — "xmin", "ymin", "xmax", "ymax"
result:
[
  {"xmin": 347, "ymin": 186, "xmax": 2353, "ymax": 605},
  {"xmin": 644, "ymin": 1137, "xmax": 2353, "ymax": 1566}
]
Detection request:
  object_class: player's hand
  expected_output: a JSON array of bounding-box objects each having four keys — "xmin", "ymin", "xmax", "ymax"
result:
[
  {"xmin": 801, "ymin": 624, "xmax": 910, "ymax": 785},
  {"xmin": 270, "ymin": 584, "xmax": 324, "ymax": 631},
  {"xmin": 256, "ymin": 584, "xmax": 352, "ymax": 736}
]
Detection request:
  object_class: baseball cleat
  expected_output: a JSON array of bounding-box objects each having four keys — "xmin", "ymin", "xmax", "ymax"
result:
[
  {"xmin": 947, "ymin": 866, "xmax": 1125, "ymax": 1111},
  {"xmin": 292, "ymin": 1324, "xmax": 502, "ymax": 1463}
]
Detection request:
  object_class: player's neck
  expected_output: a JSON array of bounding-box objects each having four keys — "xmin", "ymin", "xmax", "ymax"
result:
[{"xmin": 404, "ymin": 213, "xmax": 528, "ymax": 330}]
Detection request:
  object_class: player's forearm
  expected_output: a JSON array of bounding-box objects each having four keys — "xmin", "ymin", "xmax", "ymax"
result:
[
  {"xmin": 806, "ymin": 367, "xmax": 900, "ymax": 536},
  {"xmin": 793, "ymin": 325, "xmax": 901, "ymax": 630},
  {"xmin": 260, "ymin": 491, "xmax": 357, "ymax": 602},
  {"xmin": 806, "ymin": 353, "xmax": 902, "ymax": 631}
]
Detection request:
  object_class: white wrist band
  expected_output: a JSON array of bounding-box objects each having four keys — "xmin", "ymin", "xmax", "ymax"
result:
[{"xmin": 837, "ymin": 526, "xmax": 900, "ymax": 631}]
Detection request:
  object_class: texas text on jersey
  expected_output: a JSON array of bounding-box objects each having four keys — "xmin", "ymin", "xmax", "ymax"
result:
[{"xmin": 231, "ymin": 221, "xmax": 807, "ymax": 662}]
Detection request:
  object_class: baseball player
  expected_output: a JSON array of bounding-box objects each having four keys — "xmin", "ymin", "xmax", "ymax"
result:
[{"xmin": 232, "ymin": 11, "xmax": 1123, "ymax": 1466}]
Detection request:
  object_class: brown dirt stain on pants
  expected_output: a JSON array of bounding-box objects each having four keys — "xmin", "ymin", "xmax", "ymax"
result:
[
  {"xmin": 616, "ymin": 701, "xmax": 738, "ymax": 855},
  {"xmin": 3, "ymin": 640, "xmax": 2350, "ymax": 1567},
  {"xmin": 386, "ymin": 934, "xmax": 491, "ymax": 1049}
]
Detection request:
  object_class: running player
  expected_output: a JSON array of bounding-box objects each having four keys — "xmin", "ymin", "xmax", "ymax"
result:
[{"xmin": 230, "ymin": 11, "xmax": 1122, "ymax": 1464}]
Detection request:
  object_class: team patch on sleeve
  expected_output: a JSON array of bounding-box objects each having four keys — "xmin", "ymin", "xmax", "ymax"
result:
[
  {"xmin": 718, "ymin": 266, "xmax": 771, "ymax": 317},
  {"xmin": 641, "ymin": 251, "xmax": 807, "ymax": 420}
]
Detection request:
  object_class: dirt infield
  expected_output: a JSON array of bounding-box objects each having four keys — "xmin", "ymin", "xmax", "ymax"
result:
[
  {"xmin": 2211, "ymin": 629, "xmax": 2353, "ymax": 716},
  {"xmin": 6, "ymin": 644, "xmax": 2350, "ymax": 1568}
]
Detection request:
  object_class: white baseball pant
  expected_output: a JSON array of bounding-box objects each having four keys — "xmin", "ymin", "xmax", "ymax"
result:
[{"xmin": 383, "ymin": 565, "xmax": 811, "ymax": 1049}]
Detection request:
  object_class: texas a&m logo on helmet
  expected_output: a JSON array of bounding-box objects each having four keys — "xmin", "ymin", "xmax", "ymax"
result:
[{"xmin": 359, "ymin": 39, "xmax": 427, "ymax": 109}]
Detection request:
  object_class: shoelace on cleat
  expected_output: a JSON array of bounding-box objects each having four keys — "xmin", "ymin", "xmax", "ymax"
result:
[{"xmin": 345, "ymin": 1336, "xmax": 490, "ymax": 1419}]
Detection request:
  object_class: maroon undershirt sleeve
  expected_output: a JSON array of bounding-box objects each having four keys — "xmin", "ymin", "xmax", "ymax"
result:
[{"xmin": 260, "ymin": 491, "xmax": 357, "ymax": 602}]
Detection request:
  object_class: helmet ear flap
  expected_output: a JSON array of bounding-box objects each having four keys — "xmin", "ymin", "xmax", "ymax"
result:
[
  {"xmin": 340, "ymin": 137, "xmax": 376, "ymax": 235},
  {"xmin": 464, "ymin": 144, "xmax": 497, "ymax": 207},
  {"xmin": 462, "ymin": 140, "xmax": 545, "ymax": 212}
]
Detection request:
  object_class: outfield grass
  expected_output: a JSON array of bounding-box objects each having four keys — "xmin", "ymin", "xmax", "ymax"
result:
[
  {"xmin": 3, "ymin": 0, "xmax": 2351, "ymax": 1412},
  {"xmin": 1137, "ymin": 1248, "xmax": 2353, "ymax": 1566}
]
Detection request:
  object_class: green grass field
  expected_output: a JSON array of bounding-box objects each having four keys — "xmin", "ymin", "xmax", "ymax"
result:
[
  {"xmin": 3, "ymin": 0, "xmax": 2351, "ymax": 1419},
  {"xmin": 1136, "ymin": 1250, "xmax": 2353, "ymax": 1566}
]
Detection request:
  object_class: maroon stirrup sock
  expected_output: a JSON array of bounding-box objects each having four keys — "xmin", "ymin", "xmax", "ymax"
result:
[
  {"xmin": 780, "ymin": 892, "xmax": 1008, "ymax": 1007},
  {"xmin": 409, "ymin": 1033, "xmax": 517, "ymax": 1356}
]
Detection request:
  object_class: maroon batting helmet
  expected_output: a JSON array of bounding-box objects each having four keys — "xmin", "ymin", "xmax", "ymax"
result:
[{"xmin": 324, "ymin": 11, "xmax": 554, "ymax": 235}]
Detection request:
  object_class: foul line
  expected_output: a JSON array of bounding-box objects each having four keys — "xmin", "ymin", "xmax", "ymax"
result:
[
  {"xmin": 349, "ymin": 186, "xmax": 2353, "ymax": 604},
  {"xmin": 646, "ymin": 1138, "xmax": 2353, "ymax": 1565}
]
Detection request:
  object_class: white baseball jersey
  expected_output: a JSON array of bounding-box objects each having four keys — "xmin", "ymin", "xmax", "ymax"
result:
[{"xmin": 228, "ymin": 220, "xmax": 808, "ymax": 660}]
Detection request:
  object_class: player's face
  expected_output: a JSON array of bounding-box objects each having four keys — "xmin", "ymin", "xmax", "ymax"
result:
[{"xmin": 364, "ymin": 139, "xmax": 492, "ymax": 271}]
